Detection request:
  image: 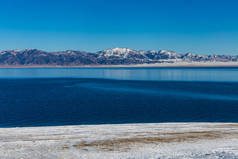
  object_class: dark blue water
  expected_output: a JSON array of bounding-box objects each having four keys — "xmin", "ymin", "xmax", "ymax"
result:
[{"xmin": 0, "ymin": 68, "xmax": 238, "ymax": 127}]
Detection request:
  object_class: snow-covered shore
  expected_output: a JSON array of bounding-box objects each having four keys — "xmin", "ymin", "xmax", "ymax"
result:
[
  {"xmin": 1, "ymin": 123, "xmax": 238, "ymax": 159},
  {"xmin": 1, "ymin": 61, "xmax": 238, "ymax": 68}
]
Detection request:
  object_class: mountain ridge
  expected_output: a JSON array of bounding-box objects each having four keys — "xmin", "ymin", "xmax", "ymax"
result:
[{"xmin": 0, "ymin": 48, "xmax": 237, "ymax": 66}]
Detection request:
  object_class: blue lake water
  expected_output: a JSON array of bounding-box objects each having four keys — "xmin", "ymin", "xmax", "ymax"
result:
[
  {"xmin": 0, "ymin": 67, "xmax": 238, "ymax": 127},
  {"xmin": 1, "ymin": 67, "xmax": 238, "ymax": 81}
]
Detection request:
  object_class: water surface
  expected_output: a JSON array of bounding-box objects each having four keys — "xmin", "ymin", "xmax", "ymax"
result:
[
  {"xmin": 0, "ymin": 68, "xmax": 238, "ymax": 127},
  {"xmin": 1, "ymin": 67, "xmax": 238, "ymax": 81}
]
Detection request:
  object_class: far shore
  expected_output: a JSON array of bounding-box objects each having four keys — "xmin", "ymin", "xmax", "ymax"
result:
[{"xmin": 1, "ymin": 62, "xmax": 238, "ymax": 68}]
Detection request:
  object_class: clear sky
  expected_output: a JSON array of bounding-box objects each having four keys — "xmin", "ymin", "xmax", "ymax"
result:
[{"xmin": 0, "ymin": 0, "xmax": 238, "ymax": 54}]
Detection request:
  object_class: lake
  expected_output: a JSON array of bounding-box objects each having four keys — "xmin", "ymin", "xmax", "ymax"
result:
[
  {"xmin": 0, "ymin": 67, "xmax": 238, "ymax": 127},
  {"xmin": 1, "ymin": 67, "xmax": 238, "ymax": 81}
]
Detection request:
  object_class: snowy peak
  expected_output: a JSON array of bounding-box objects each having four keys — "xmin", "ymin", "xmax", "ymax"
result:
[
  {"xmin": 102, "ymin": 48, "xmax": 135, "ymax": 53},
  {"xmin": 109, "ymin": 48, "xmax": 134, "ymax": 53},
  {"xmin": 99, "ymin": 48, "xmax": 138, "ymax": 58}
]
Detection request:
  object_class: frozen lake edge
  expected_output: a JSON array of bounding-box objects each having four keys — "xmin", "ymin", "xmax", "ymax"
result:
[{"xmin": 1, "ymin": 123, "xmax": 238, "ymax": 159}]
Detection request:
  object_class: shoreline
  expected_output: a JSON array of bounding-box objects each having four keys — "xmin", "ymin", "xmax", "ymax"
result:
[
  {"xmin": 1, "ymin": 123, "xmax": 238, "ymax": 158},
  {"xmin": 0, "ymin": 122, "xmax": 237, "ymax": 129},
  {"xmin": 1, "ymin": 62, "xmax": 238, "ymax": 68}
]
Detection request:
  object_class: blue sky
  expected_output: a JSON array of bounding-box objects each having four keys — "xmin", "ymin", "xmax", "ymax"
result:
[{"xmin": 0, "ymin": 0, "xmax": 238, "ymax": 54}]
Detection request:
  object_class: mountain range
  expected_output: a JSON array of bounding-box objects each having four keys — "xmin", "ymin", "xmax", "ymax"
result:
[{"xmin": 0, "ymin": 48, "xmax": 237, "ymax": 66}]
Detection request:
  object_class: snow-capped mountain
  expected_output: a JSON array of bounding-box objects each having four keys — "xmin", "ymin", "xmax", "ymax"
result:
[
  {"xmin": 98, "ymin": 48, "xmax": 137, "ymax": 57},
  {"xmin": 0, "ymin": 48, "xmax": 237, "ymax": 65}
]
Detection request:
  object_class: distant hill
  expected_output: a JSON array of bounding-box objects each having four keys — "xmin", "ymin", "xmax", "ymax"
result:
[{"xmin": 0, "ymin": 48, "xmax": 237, "ymax": 66}]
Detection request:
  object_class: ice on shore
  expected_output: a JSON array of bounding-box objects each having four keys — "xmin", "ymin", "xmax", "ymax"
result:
[{"xmin": 1, "ymin": 123, "xmax": 238, "ymax": 159}]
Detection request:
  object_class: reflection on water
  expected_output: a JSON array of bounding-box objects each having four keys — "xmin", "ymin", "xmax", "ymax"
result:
[{"xmin": 1, "ymin": 67, "xmax": 238, "ymax": 81}]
